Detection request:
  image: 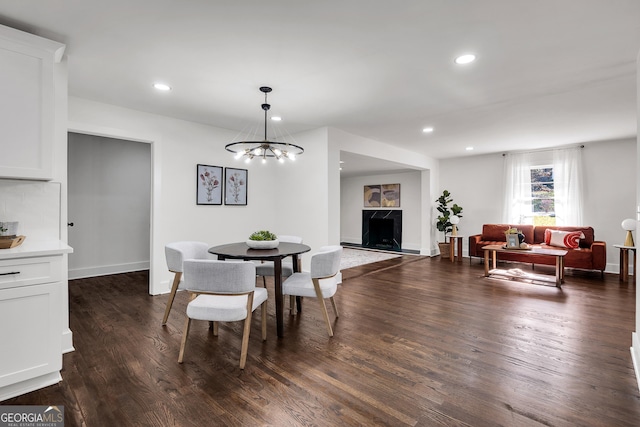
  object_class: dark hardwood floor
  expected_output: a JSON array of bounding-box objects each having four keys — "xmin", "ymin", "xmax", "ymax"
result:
[{"xmin": 5, "ymin": 255, "xmax": 640, "ymax": 426}]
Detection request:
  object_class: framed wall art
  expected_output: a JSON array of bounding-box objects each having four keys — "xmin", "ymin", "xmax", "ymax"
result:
[
  {"xmin": 196, "ymin": 164, "xmax": 222, "ymax": 205},
  {"xmin": 225, "ymin": 167, "xmax": 247, "ymax": 205},
  {"xmin": 364, "ymin": 183, "xmax": 400, "ymax": 207},
  {"xmin": 381, "ymin": 183, "xmax": 400, "ymax": 207},
  {"xmin": 364, "ymin": 185, "xmax": 381, "ymax": 207}
]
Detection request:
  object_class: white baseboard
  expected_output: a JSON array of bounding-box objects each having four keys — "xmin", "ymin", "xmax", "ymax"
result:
[
  {"xmin": 0, "ymin": 372, "xmax": 61, "ymax": 402},
  {"xmin": 69, "ymin": 261, "xmax": 149, "ymax": 280},
  {"xmin": 61, "ymin": 328, "xmax": 74, "ymax": 354}
]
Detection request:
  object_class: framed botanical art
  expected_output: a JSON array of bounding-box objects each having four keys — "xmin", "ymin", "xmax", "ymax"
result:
[
  {"xmin": 196, "ymin": 164, "xmax": 222, "ymax": 205},
  {"xmin": 225, "ymin": 167, "xmax": 247, "ymax": 205}
]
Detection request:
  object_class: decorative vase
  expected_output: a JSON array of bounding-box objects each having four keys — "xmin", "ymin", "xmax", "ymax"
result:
[{"xmin": 246, "ymin": 239, "xmax": 279, "ymax": 250}]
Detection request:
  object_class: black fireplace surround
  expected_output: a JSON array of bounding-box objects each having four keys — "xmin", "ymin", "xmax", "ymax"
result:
[{"xmin": 362, "ymin": 210, "xmax": 402, "ymax": 251}]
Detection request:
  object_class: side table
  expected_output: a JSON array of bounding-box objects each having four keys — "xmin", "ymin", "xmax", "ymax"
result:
[
  {"xmin": 614, "ymin": 244, "xmax": 636, "ymax": 283},
  {"xmin": 446, "ymin": 235, "xmax": 464, "ymax": 262}
]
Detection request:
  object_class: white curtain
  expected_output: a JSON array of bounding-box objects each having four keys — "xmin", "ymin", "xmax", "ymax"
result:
[
  {"xmin": 553, "ymin": 147, "xmax": 583, "ymax": 225},
  {"xmin": 502, "ymin": 152, "xmax": 532, "ymax": 224}
]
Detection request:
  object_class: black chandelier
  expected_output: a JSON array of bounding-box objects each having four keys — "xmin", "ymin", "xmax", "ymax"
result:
[{"xmin": 225, "ymin": 86, "xmax": 304, "ymax": 163}]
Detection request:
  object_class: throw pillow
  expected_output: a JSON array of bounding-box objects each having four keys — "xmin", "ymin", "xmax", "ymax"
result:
[{"xmin": 548, "ymin": 230, "xmax": 585, "ymax": 249}]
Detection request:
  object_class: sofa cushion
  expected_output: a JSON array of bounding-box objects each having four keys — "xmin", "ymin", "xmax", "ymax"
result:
[
  {"xmin": 535, "ymin": 226, "xmax": 594, "ymax": 247},
  {"xmin": 482, "ymin": 224, "xmax": 534, "ymax": 243},
  {"xmin": 548, "ymin": 230, "xmax": 584, "ymax": 249}
]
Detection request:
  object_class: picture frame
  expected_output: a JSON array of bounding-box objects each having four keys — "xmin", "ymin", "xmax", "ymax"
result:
[
  {"xmin": 364, "ymin": 183, "xmax": 401, "ymax": 207},
  {"xmin": 364, "ymin": 185, "xmax": 381, "ymax": 207},
  {"xmin": 196, "ymin": 164, "xmax": 222, "ymax": 205},
  {"xmin": 225, "ymin": 167, "xmax": 248, "ymax": 205},
  {"xmin": 381, "ymin": 183, "xmax": 400, "ymax": 207},
  {"xmin": 506, "ymin": 233, "xmax": 519, "ymax": 248}
]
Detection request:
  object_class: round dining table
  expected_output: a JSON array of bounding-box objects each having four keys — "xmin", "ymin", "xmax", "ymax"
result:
[{"xmin": 208, "ymin": 242, "xmax": 311, "ymax": 338}]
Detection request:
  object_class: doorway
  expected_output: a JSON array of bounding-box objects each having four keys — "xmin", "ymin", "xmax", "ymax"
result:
[{"xmin": 67, "ymin": 132, "xmax": 151, "ymax": 280}]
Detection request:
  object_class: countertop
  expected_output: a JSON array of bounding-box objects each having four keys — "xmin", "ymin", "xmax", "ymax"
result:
[{"xmin": 0, "ymin": 239, "xmax": 73, "ymax": 260}]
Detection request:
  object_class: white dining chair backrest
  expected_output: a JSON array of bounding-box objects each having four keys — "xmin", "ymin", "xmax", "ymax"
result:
[
  {"xmin": 183, "ymin": 259, "xmax": 256, "ymax": 294},
  {"xmin": 165, "ymin": 241, "xmax": 209, "ymax": 272},
  {"xmin": 311, "ymin": 245, "xmax": 343, "ymax": 279}
]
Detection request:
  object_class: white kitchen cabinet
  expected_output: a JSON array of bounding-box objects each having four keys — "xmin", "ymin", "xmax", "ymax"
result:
[
  {"xmin": 0, "ymin": 25, "xmax": 65, "ymax": 180},
  {"xmin": 0, "ymin": 241, "xmax": 73, "ymax": 401}
]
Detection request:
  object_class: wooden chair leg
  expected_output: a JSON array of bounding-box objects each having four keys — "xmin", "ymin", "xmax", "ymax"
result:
[
  {"xmin": 162, "ymin": 271, "xmax": 182, "ymax": 325},
  {"xmin": 212, "ymin": 322, "xmax": 218, "ymax": 336},
  {"xmin": 330, "ymin": 296, "xmax": 339, "ymax": 318},
  {"xmin": 239, "ymin": 292, "xmax": 255, "ymax": 370},
  {"xmin": 178, "ymin": 317, "xmax": 192, "ymax": 363},
  {"xmin": 312, "ymin": 279, "xmax": 333, "ymax": 337},
  {"xmin": 262, "ymin": 276, "xmax": 267, "ymax": 287},
  {"xmin": 261, "ymin": 301, "xmax": 267, "ymax": 341},
  {"xmin": 289, "ymin": 295, "xmax": 295, "ymax": 315},
  {"xmin": 178, "ymin": 292, "xmax": 197, "ymax": 363}
]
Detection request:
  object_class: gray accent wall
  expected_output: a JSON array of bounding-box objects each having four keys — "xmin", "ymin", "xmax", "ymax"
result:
[{"xmin": 67, "ymin": 132, "xmax": 151, "ymax": 279}]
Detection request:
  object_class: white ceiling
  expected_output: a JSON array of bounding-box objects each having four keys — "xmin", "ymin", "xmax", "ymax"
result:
[{"xmin": 1, "ymin": 1, "xmax": 639, "ymax": 176}]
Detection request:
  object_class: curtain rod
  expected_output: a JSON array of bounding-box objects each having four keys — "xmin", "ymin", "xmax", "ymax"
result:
[{"xmin": 502, "ymin": 144, "xmax": 584, "ymax": 156}]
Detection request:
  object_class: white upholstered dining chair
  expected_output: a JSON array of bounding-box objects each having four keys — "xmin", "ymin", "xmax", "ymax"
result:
[
  {"xmin": 282, "ymin": 245, "xmax": 343, "ymax": 337},
  {"xmin": 163, "ymin": 241, "xmax": 210, "ymax": 325},
  {"xmin": 255, "ymin": 235, "xmax": 303, "ymax": 287},
  {"xmin": 178, "ymin": 259, "xmax": 267, "ymax": 369}
]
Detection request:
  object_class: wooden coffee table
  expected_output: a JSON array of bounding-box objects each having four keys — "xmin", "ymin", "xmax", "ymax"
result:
[{"xmin": 482, "ymin": 244, "xmax": 568, "ymax": 287}]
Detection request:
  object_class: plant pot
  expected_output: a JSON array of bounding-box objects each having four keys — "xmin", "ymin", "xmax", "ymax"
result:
[
  {"xmin": 438, "ymin": 242, "xmax": 450, "ymax": 257},
  {"xmin": 246, "ymin": 239, "xmax": 279, "ymax": 250}
]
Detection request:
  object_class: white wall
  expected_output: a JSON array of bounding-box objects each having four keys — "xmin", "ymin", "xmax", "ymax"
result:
[
  {"xmin": 69, "ymin": 97, "xmax": 282, "ymax": 294},
  {"xmin": 273, "ymin": 127, "xmax": 333, "ymax": 267},
  {"xmin": 340, "ymin": 171, "xmax": 422, "ymax": 251},
  {"xmin": 67, "ymin": 133, "xmax": 151, "ymax": 279},
  {"xmin": 439, "ymin": 138, "xmax": 637, "ymax": 272},
  {"xmin": 329, "ymin": 128, "xmax": 439, "ymax": 255}
]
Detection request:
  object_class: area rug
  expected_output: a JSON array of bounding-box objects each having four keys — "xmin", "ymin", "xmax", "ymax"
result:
[{"xmin": 340, "ymin": 247, "xmax": 402, "ymax": 270}]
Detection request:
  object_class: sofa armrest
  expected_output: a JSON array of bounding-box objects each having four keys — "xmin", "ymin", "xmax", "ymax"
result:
[
  {"xmin": 590, "ymin": 241, "xmax": 607, "ymax": 271},
  {"xmin": 468, "ymin": 234, "xmax": 483, "ymax": 257}
]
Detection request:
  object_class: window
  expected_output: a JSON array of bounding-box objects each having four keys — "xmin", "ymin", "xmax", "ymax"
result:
[
  {"xmin": 503, "ymin": 147, "xmax": 582, "ymax": 226},
  {"xmin": 530, "ymin": 166, "xmax": 556, "ymax": 226}
]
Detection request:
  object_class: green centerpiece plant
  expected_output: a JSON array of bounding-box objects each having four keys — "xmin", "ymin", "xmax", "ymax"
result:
[
  {"xmin": 247, "ymin": 230, "xmax": 279, "ymax": 249},
  {"xmin": 249, "ymin": 230, "xmax": 277, "ymax": 241}
]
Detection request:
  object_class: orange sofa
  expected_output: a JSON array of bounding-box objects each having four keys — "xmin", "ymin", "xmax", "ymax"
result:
[{"xmin": 468, "ymin": 224, "xmax": 606, "ymax": 274}]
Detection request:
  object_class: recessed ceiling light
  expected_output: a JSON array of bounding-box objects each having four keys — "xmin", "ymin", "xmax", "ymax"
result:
[
  {"xmin": 422, "ymin": 127, "xmax": 434, "ymax": 133},
  {"xmin": 455, "ymin": 54, "xmax": 476, "ymax": 65},
  {"xmin": 153, "ymin": 83, "xmax": 171, "ymax": 91},
  {"xmin": 465, "ymin": 146, "xmax": 474, "ymax": 151},
  {"xmin": 271, "ymin": 116, "xmax": 282, "ymax": 121}
]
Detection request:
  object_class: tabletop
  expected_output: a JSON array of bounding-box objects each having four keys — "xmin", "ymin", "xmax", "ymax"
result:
[
  {"xmin": 208, "ymin": 242, "xmax": 311, "ymax": 260},
  {"xmin": 482, "ymin": 244, "xmax": 568, "ymax": 256}
]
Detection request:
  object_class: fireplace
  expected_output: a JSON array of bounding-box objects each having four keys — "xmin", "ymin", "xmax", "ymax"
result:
[{"xmin": 362, "ymin": 210, "xmax": 402, "ymax": 251}]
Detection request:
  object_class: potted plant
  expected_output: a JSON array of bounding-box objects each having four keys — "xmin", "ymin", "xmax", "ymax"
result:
[
  {"xmin": 246, "ymin": 230, "xmax": 279, "ymax": 249},
  {"xmin": 435, "ymin": 190, "xmax": 463, "ymax": 255}
]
